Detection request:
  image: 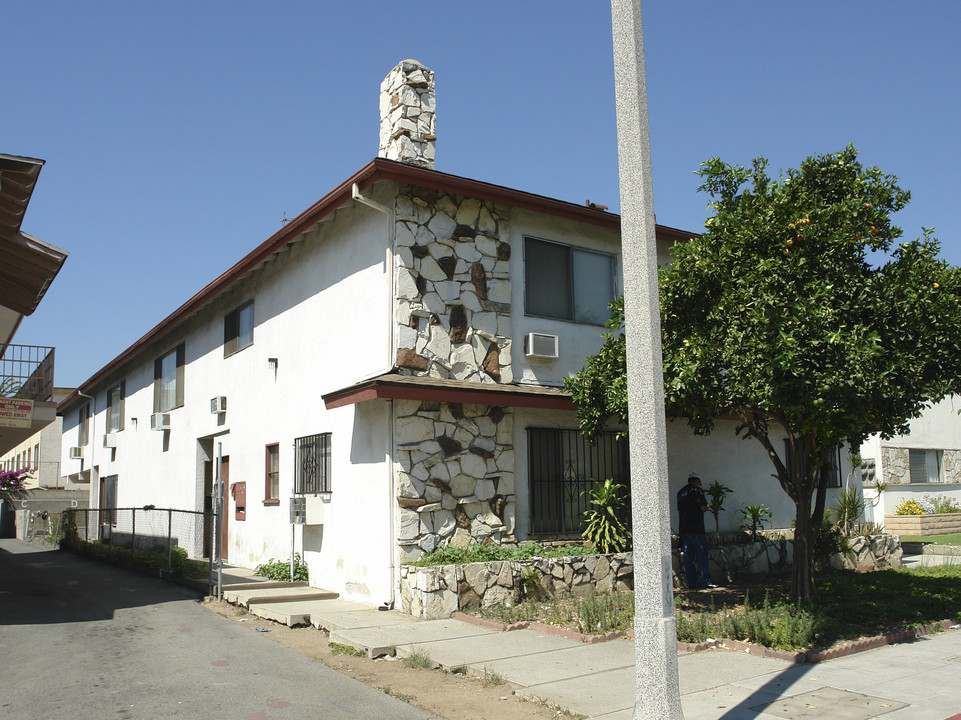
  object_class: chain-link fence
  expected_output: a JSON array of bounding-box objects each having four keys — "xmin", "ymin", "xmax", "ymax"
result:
[{"xmin": 58, "ymin": 507, "xmax": 216, "ymax": 585}]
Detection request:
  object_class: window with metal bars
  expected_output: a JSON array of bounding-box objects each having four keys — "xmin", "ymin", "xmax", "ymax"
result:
[
  {"xmin": 528, "ymin": 428, "xmax": 629, "ymax": 536},
  {"xmin": 294, "ymin": 432, "xmax": 331, "ymax": 494}
]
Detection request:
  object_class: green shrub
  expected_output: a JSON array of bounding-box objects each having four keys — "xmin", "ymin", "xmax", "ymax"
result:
[
  {"xmin": 676, "ymin": 591, "xmax": 822, "ymax": 650},
  {"xmin": 815, "ymin": 515, "xmax": 849, "ymax": 562},
  {"xmin": 896, "ymin": 499, "xmax": 926, "ymax": 516},
  {"xmin": 408, "ymin": 541, "xmax": 595, "ymax": 567},
  {"xmin": 256, "ymin": 553, "xmax": 309, "ymax": 581}
]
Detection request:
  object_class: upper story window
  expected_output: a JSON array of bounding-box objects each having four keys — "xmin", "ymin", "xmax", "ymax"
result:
[
  {"xmin": 154, "ymin": 344, "xmax": 185, "ymax": 412},
  {"xmin": 524, "ymin": 237, "xmax": 616, "ymax": 325},
  {"xmin": 106, "ymin": 382, "xmax": 125, "ymax": 433},
  {"xmin": 224, "ymin": 300, "xmax": 254, "ymax": 357},
  {"xmin": 78, "ymin": 404, "xmax": 90, "ymax": 446}
]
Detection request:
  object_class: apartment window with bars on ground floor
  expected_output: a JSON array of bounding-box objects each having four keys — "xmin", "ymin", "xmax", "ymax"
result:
[
  {"xmin": 528, "ymin": 427, "xmax": 629, "ymax": 535},
  {"xmin": 294, "ymin": 432, "xmax": 331, "ymax": 494}
]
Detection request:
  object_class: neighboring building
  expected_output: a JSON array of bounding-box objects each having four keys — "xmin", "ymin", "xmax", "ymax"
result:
[
  {"xmin": 56, "ymin": 61, "xmax": 856, "ymax": 606},
  {"xmin": 1, "ymin": 153, "xmax": 71, "ymax": 539},
  {"xmin": 1, "ymin": 387, "xmax": 73, "ymax": 488},
  {"xmin": 859, "ymin": 395, "xmax": 961, "ymax": 525}
]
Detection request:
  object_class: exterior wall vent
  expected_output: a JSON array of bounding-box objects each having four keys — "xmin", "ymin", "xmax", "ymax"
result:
[
  {"xmin": 150, "ymin": 412, "xmax": 171, "ymax": 431},
  {"xmin": 525, "ymin": 332, "xmax": 559, "ymax": 359}
]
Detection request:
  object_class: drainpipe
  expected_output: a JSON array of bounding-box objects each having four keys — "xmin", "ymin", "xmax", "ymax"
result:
[
  {"xmin": 351, "ymin": 183, "xmax": 396, "ymax": 374},
  {"xmin": 351, "ymin": 183, "xmax": 399, "ymax": 609},
  {"xmin": 383, "ymin": 399, "xmax": 397, "ymax": 610},
  {"xmin": 77, "ymin": 390, "xmax": 96, "ymax": 504}
]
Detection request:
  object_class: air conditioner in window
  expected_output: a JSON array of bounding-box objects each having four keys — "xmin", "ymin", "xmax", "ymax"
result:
[
  {"xmin": 150, "ymin": 412, "xmax": 171, "ymax": 431},
  {"xmin": 69, "ymin": 446, "xmax": 84, "ymax": 460},
  {"xmin": 525, "ymin": 332, "xmax": 559, "ymax": 359},
  {"xmin": 103, "ymin": 434, "xmax": 118, "ymax": 448},
  {"xmin": 210, "ymin": 396, "xmax": 227, "ymax": 414}
]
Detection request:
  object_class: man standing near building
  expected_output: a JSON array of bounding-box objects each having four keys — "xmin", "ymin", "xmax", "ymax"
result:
[{"xmin": 676, "ymin": 472, "xmax": 717, "ymax": 589}]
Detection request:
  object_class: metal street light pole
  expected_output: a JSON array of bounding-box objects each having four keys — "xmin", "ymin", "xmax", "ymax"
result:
[{"xmin": 610, "ymin": 1, "xmax": 684, "ymax": 717}]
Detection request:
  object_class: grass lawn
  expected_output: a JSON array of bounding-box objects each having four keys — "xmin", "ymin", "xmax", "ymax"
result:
[
  {"xmin": 899, "ymin": 533, "xmax": 961, "ymax": 545},
  {"xmin": 469, "ymin": 564, "xmax": 961, "ymax": 653}
]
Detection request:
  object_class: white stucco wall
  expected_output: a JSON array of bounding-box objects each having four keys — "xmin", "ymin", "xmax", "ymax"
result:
[{"xmin": 58, "ymin": 187, "xmax": 398, "ymax": 603}]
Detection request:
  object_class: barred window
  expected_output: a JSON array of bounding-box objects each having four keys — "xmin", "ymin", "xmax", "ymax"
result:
[{"xmin": 294, "ymin": 432, "xmax": 331, "ymax": 494}]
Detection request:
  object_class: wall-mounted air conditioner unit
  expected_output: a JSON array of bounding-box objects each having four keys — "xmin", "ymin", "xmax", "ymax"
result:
[
  {"xmin": 210, "ymin": 396, "xmax": 227, "ymax": 414},
  {"xmin": 525, "ymin": 332, "xmax": 559, "ymax": 359},
  {"xmin": 150, "ymin": 412, "xmax": 171, "ymax": 431},
  {"xmin": 103, "ymin": 434, "xmax": 118, "ymax": 448},
  {"xmin": 69, "ymin": 446, "xmax": 84, "ymax": 460}
]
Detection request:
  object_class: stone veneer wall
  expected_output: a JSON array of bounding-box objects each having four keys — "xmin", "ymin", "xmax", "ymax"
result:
[
  {"xmin": 393, "ymin": 185, "xmax": 513, "ymax": 383},
  {"xmin": 881, "ymin": 446, "xmax": 961, "ymax": 484},
  {"xmin": 400, "ymin": 537, "xmax": 903, "ymax": 620},
  {"xmin": 391, "ymin": 183, "xmax": 519, "ymax": 562},
  {"xmin": 395, "ymin": 400, "xmax": 515, "ymax": 563}
]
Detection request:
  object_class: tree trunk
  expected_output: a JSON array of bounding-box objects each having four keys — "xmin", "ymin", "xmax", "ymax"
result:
[{"xmin": 791, "ymin": 489, "xmax": 817, "ymax": 603}]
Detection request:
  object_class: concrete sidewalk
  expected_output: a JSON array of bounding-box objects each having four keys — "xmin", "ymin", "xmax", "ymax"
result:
[{"xmin": 220, "ymin": 576, "xmax": 961, "ymax": 720}]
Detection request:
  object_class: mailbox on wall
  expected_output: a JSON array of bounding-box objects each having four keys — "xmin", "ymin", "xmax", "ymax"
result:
[{"xmin": 231, "ymin": 482, "xmax": 246, "ymax": 521}]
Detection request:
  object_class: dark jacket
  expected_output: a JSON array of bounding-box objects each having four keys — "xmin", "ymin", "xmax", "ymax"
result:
[{"xmin": 677, "ymin": 484, "xmax": 707, "ymax": 535}]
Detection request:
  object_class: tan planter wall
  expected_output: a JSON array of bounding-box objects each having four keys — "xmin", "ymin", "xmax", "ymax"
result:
[{"xmin": 884, "ymin": 513, "xmax": 961, "ymax": 536}]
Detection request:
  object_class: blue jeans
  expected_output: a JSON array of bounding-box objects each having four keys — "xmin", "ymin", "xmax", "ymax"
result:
[{"xmin": 680, "ymin": 533, "xmax": 712, "ymax": 588}]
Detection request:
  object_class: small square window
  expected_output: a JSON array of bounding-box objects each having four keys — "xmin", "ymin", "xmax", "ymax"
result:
[{"xmin": 224, "ymin": 301, "xmax": 254, "ymax": 357}]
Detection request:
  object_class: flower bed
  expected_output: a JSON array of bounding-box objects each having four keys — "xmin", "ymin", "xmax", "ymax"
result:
[{"xmin": 884, "ymin": 513, "xmax": 961, "ymax": 537}]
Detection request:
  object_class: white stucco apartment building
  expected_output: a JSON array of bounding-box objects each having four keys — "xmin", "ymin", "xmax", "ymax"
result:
[{"xmin": 58, "ymin": 60, "xmax": 960, "ymax": 607}]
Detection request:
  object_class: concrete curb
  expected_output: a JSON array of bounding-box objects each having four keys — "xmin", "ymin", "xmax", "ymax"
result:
[{"xmin": 452, "ymin": 610, "xmax": 961, "ymax": 664}]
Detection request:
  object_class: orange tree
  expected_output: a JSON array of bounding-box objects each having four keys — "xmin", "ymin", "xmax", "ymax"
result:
[{"xmin": 565, "ymin": 146, "xmax": 961, "ymax": 603}]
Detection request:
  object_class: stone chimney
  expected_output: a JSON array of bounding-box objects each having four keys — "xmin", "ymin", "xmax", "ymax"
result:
[{"xmin": 379, "ymin": 60, "xmax": 436, "ymax": 169}]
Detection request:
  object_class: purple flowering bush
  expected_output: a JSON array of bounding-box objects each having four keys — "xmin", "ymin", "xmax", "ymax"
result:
[{"xmin": 0, "ymin": 469, "xmax": 29, "ymax": 491}]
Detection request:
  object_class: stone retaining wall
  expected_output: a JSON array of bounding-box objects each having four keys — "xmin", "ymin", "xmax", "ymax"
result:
[{"xmin": 400, "ymin": 535, "xmax": 902, "ymax": 620}]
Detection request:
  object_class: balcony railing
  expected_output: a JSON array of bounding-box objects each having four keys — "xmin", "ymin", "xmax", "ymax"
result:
[{"xmin": 1, "ymin": 344, "xmax": 55, "ymax": 401}]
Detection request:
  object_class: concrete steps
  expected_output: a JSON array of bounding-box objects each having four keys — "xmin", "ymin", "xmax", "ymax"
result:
[{"xmin": 223, "ymin": 582, "xmax": 338, "ymax": 610}]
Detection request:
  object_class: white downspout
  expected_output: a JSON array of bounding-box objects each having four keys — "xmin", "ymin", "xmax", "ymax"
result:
[
  {"xmin": 351, "ymin": 182, "xmax": 399, "ymax": 609},
  {"xmin": 351, "ymin": 182, "xmax": 396, "ymax": 375},
  {"xmin": 77, "ymin": 390, "xmax": 97, "ymax": 514}
]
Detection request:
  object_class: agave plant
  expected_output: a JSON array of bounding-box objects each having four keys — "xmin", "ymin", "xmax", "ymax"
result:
[{"xmin": 581, "ymin": 478, "xmax": 631, "ymax": 554}]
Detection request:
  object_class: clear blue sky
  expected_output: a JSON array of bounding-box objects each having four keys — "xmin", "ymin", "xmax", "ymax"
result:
[{"xmin": 7, "ymin": 1, "xmax": 960, "ymax": 388}]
